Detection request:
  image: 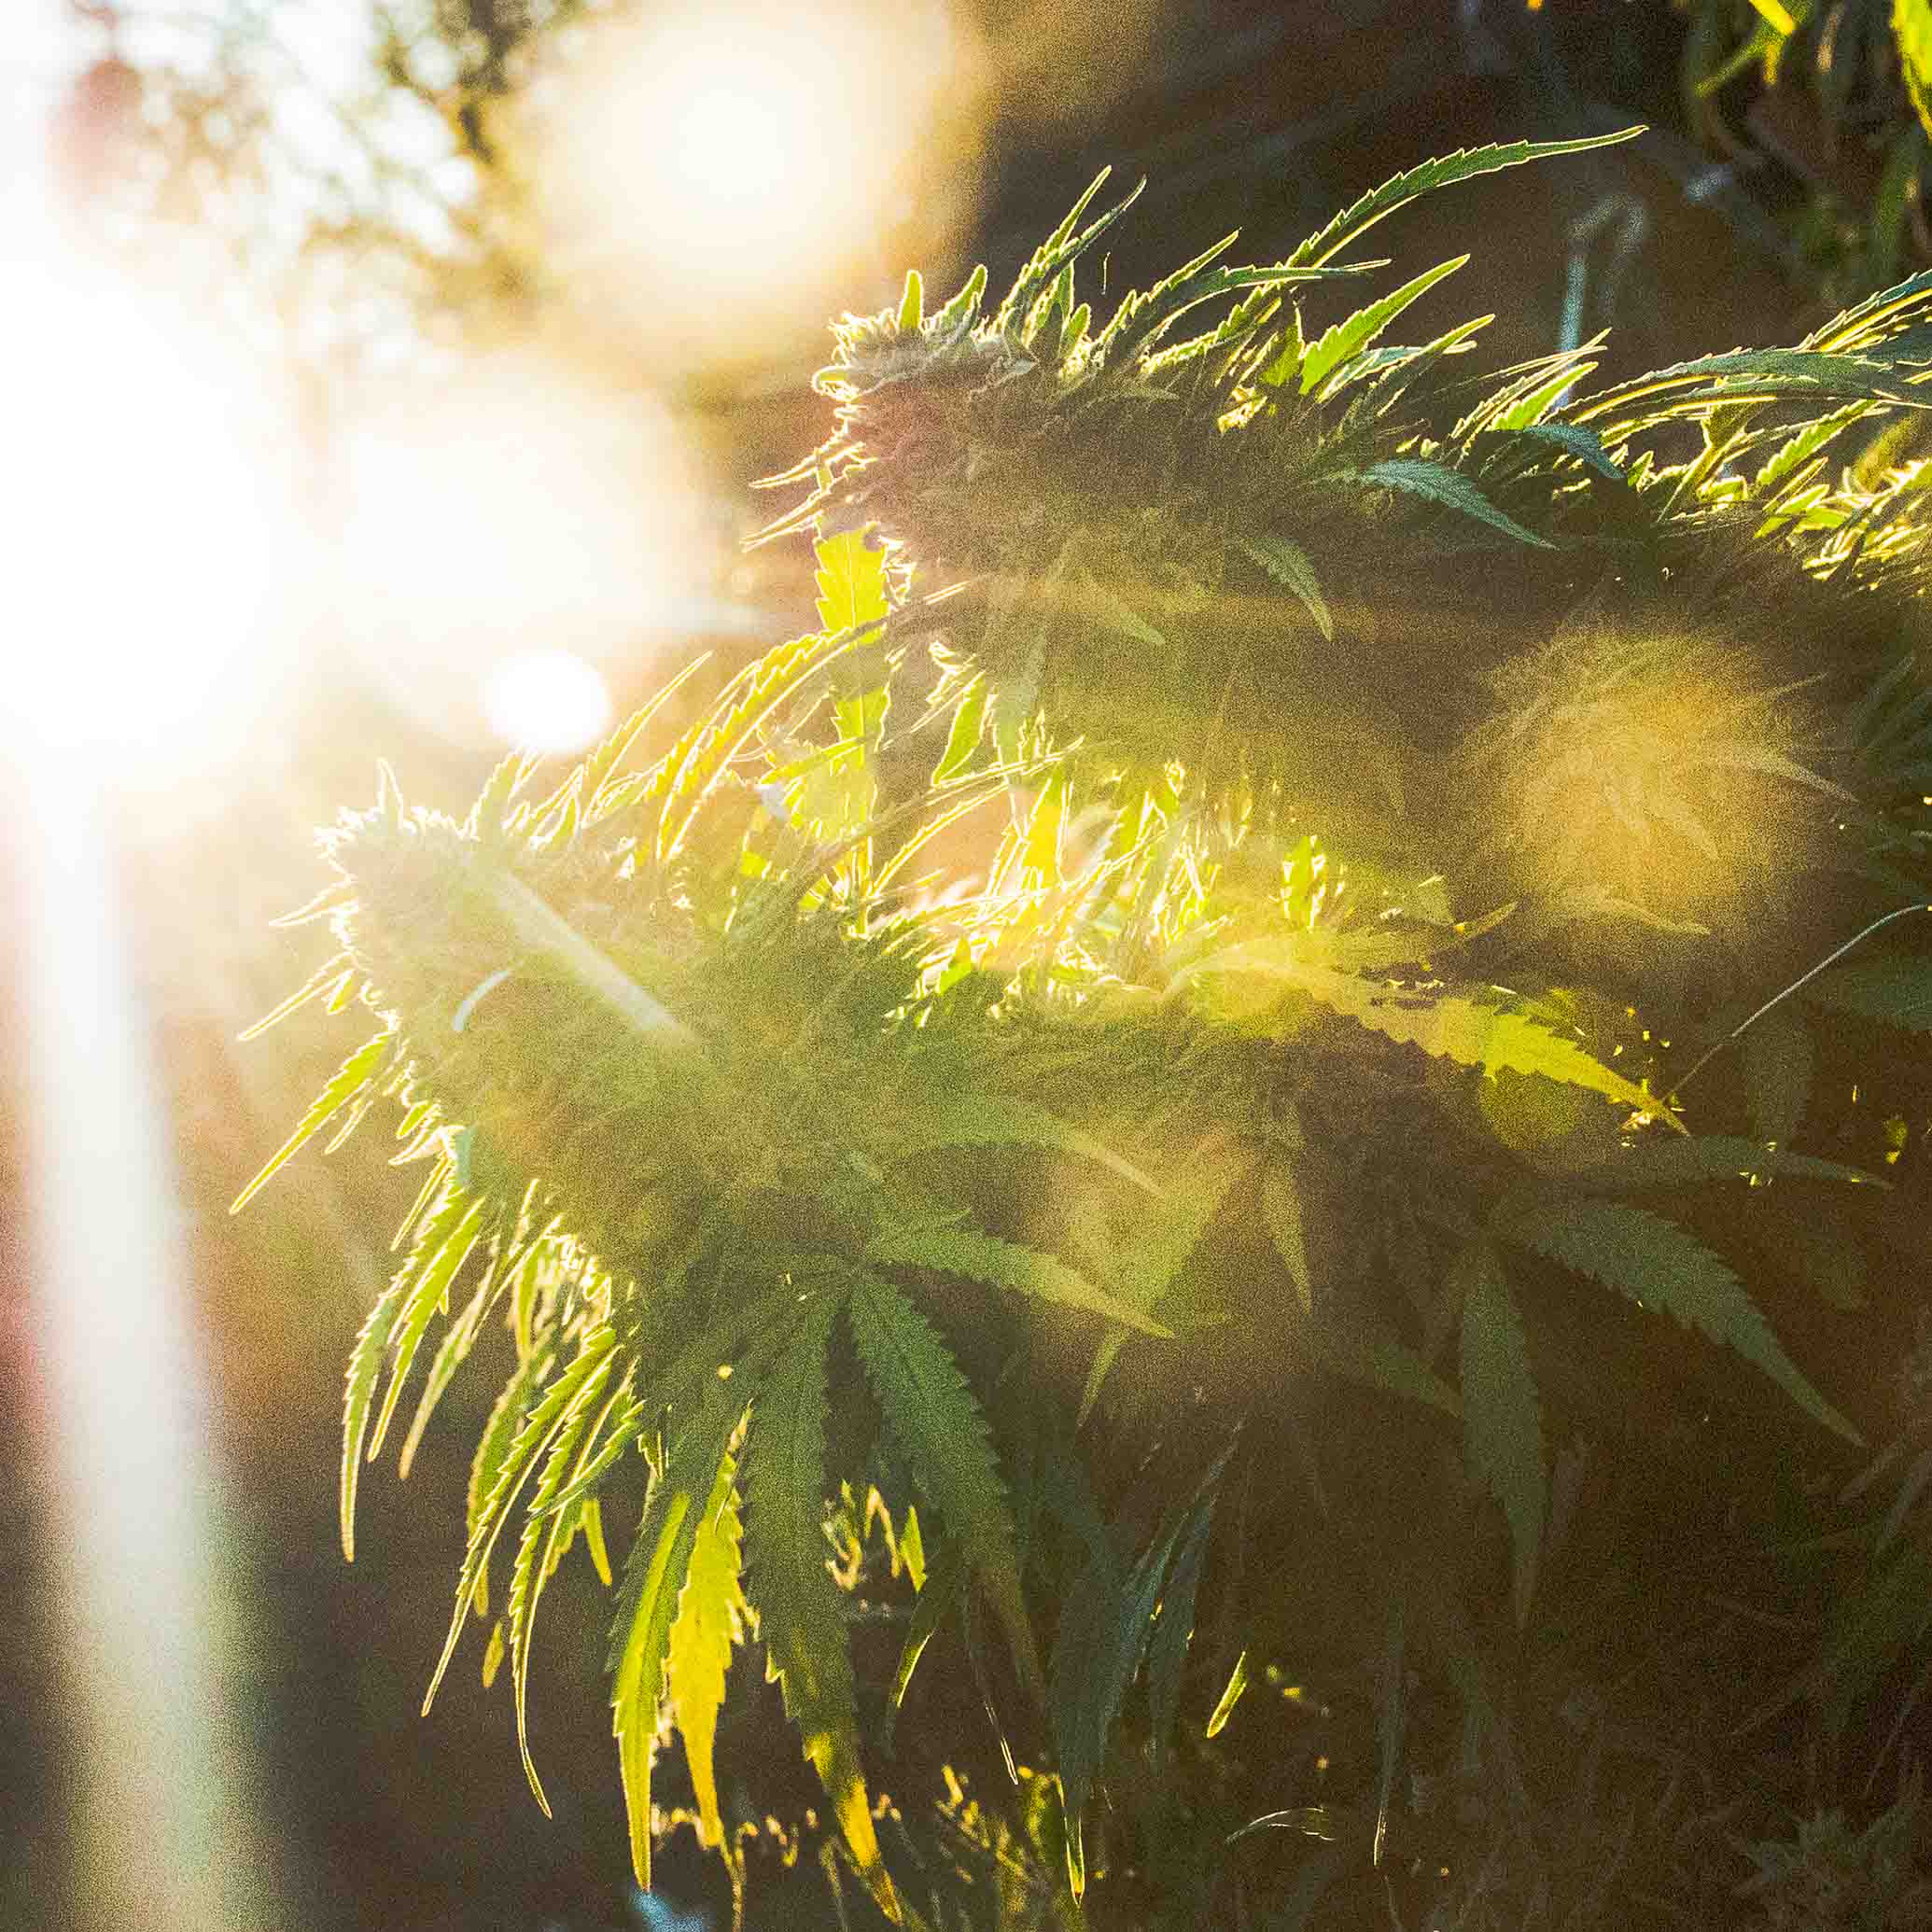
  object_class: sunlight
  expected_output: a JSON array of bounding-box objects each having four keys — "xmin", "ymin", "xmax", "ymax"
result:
[
  {"xmin": 483, "ymin": 647, "xmax": 613, "ymax": 752},
  {"xmin": 333, "ymin": 349, "xmax": 712, "ymax": 748},
  {"xmin": 3, "ymin": 90, "xmax": 289, "ymax": 1928},
  {"xmin": 525, "ymin": 0, "xmax": 967, "ymax": 354},
  {"xmin": 0, "ymin": 237, "xmax": 293, "ymax": 773}
]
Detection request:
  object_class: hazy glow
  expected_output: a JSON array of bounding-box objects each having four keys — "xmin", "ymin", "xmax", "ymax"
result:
[
  {"xmin": 483, "ymin": 647, "xmax": 613, "ymax": 752},
  {"xmin": 527, "ymin": 1, "xmax": 965, "ymax": 353},
  {"xmin": 333, "ymin": 349, "xmax": 713, "ymax": 746},
  {"xmin": 0, "ymin": 240, "xmax": 292, "ymax": 770}
]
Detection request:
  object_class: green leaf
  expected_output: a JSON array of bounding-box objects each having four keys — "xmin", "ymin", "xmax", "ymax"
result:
[
  {"xmin": 890, "ymin": 1093, "xmax": 1160, "ymax": 1194},
  {"xmin": 1454, "ymin": 1239, "xmax": 1545, "ymax": 1628},
  {"xmin": 991, "ymin": 169, "xmax": 1141, "ymax": 337},
  {"xmin": 740, "ymin": 1296, "xmax": 902, "ymax": 1923},
  {"xmin": 340, "ymin": 1279, "xmax": 406, "ymax": 1561},
  {"xmin": 505, "ymin": 1359, "xmax": 618, "ymax": 1813},
  {"xmin": 1898, "ymin": 0, "xmax": 1932, "ymax": 140},
  {"xmin": 929, "ymin": 261, "xmax": 988, "ymax": 340},
  {"xmin": 1504, "ymin": 1202, "xmax": 1861, "ymax": 1443},
  {"xmin": 237, "ymin": 951, "xmax": 354, "ymax": 1043},
  {"xmin": 1555, "ymin": 1135, "xmax": 1882, "ymax": 1195},
  {"xmin": 1740, "ymin": 1004, "xmax": 1814, "ymax": 1147},
  {"xmin": 1180, "ymin": 948, "xmax": 1662, "ymax": 1121},
  {"xmin": 1145, "ymin": 1487, "xmax": 1216, "ymax": 1774},
  {"xmin": 865, "ymin": 1225, "xmax": 1174, "ymax": 1337},
  {"xmin": 1240, "ymin": 534, "xmax": 1334, "ymax": 641},
  {"xmin": 1358, "ymin": 458, "xmax": 1554, "ymax": 548},
  {"xmin": 1565, "ymin": 348, "xmax": 1929, "ymax": 433},
  {"xmin": 426, "ymin": 1329, "xmax": 618, "ymax": 1714},
  {"xmin": 398, "ymin": 1252, "xmax": 499, "ymax": 1482},
  {"xmin": 886, "ymin": 1533, "xmax": 968, "ymax": 1743},
  {"xmin": 665, "ymin": 1432, "xmax": 749, "ymax": 1852},
  {"xmin": 1807, "ymin": 953, "xmax": 1932, "ymax": 1030},
  {"xmin": 1048, "ymin": 1531, "xmax": 1136, "ymax": 1891},
  {"xmin": 609, "ymin": 1379, "xmax": 748, "ymax": 1893},
  {"xmin": 231, "ymin": 1029, "xmax": 392, "ymax": 1212},
  {"xmin": 466, "ymin": 1342, "xmax": 559, "ymax": 1616},
  {"xmin": 368, "ymin": 1197, "xmax": 489, "ymax": 1464},
  {"xmin": 932, "ymin": 679, "xmax": 987, "ymax": 783},
  {"xmin": 814, "ymin": 528, "xmax": 891, "ymax": 637},
  {"xmin": 1309, "ymin": 1320, "xmax": 1461, "ymax": 1417},
  {"xmin": 896, "ymin": 267, "xmax": 923, "ymax": 334},
  {"xmin": 1204, "ymin": 1648, "xmax": 1249, "ymax": 1736},
  {"xmin": 1299, "ymin": 255, "xmax": 1466, "ymax": 392},
  {"xmin": 1262, "ymin": 1155, "xmax": 1315, "ymax": 1316},
  {"xmin": 847, "ymin": 1272, "xmax": 1043, "ymax": 1702},
  {"xmin": 1498, "ymin": 421, "xmax": 1626, "ymax": 481},
  {"xmin": 1285, "ymin": 130, "xmax": 1644, "ymax": 270}
]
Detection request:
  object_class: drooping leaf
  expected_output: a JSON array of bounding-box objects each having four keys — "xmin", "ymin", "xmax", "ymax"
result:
[
  {"xmin": 740, "ymin": 1295, "xmax": 901, "ymax": 1923},
  {"xmin": 1808, "ymin": 953, "xmax": 1932, "ymax": 1030},
  {"xmin": 340, "ymin": 1279, "xmax": 406, "ymax": 1562},
  {"xmin": 1498, "ymin": 420, "xmax": 1626, "ymax": 481},
  {"xmin": 505, "ymin": 1358, "xmax": 618, "ymax": 1813},
  {"xmin": 230, "ymin": 1029, "xmax": 393, "ymax": 1212},
  {"xmin": 665, "ymin": 1433, "xmax": 749, "ymax": 1852},
  {"xmin": 1261, "ymin": 1155, "xmax": 1315, "ymax": 1315},
  {"xmin": 1357, "ymin": 458, "xmax": 1554, "ymax": 548},
  {"xmin": 1309, "ymin": 1320, "xmax": 1462, "ymax": 1416},
  {"xmin": 1047, "ymin": 1531, "xmax": 1131, "ymax": 1897},
  {"xmin": 1240, "ymin": 533, "xmax": 1334, "ymax": 641},
  {"xmin": 1554, "ymin": 1134, "xmax": 1882, "ymax": 1195},
  {"xmin": 1454, "ymin": 1239, "xmax": 1545, "ymax": 1628},
  {"xmin": 1145, "ymin": 1486, "xmax": 1217, "ymax": 1775},
  {"xmin": 368, "ymin": 1196, "xmax": 490, "ymax": 1463},
  {"xmin": 1740, "ymin": 1004, "xmax": 1815, "ymax": 1147},
  {"xmin": 886, "ymin": 1533, "xmax": 969, "ymax": 1745},
  {"xmin": 426, "ymin": 1329, "xmax": 619, "ymax": 1713},
  {"xmin": 609, "ymin": 1379, "xmax": 749, "ymax": 1893},
  {"xmin": 466, "ymin": 1342, "xmax": 559, "ymax": 1615},
  {"xmin": 1504, "ymin": 1201, "xmax": 1861, "ymax": 1443},
  {"xmin": 865, "ymin": 1225, "xmax": 1174, "ymax": 1336},
  {"xmin": 889, "ymin": 1092, "xmax": 1160, "ymax": 1194},
  {"xmin": 847, "ymin": 1272, "xmax": 1042, "ymax": 1702}
]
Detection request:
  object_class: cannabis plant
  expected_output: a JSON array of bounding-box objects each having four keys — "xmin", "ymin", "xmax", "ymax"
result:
[{"xmin": 243, "ymin": 128, "xmax": 1932, "ymax": 1925}]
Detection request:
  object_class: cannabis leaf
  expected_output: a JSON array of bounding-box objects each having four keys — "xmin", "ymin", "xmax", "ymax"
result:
[
  {"xmin": 1284, "ymin": 130, "xmax": 1645, "ymax": 270},
  {"xmin": 1297, "ymin": 255, "xmax": 1466, "ymax": 393},
  {"xmin": 1355, "ymin": 458, "xmax": 1554, "ymax": 548},
  {"xmin": 609, "ymin": 1377, "xmax": 747, "ymax": 1892},
  {"xmin": 665, "ymin": 1432, "xmax": 749, "ymax": 1854},
  {"xmin": 1502, "ymin": 1201, "xmax": 1860, "ymax": 1444},
  {"xmin": 740, "ymin": 1295, "xmax": 901, "ymax": 1922},
  {"xmin": 340, "ymin": 1279, "xmax": 406, "ymax": 1561},
  {"xmin": 865, "ymin": 1225, "xmax": 1174, "ymax": 1336},
  {"xmin": 1454, "ymin": 1239, "xmax": 1545, "ymax": 1628},
  {"xmin": 847, "ymin": 1271, "xmax": 1042, "ymax": 1701},
  {"xmin": 231, "ymin": 1028, "xmax": 393, "ymax": 1211},
  {"xmin": 1807, "ymin": 953, "xmax": 1932, "ymax": 1030}
]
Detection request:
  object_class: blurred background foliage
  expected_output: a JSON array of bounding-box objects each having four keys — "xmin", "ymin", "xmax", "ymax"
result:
[{"xmin": 12, "ymin": 2, "xmax": 1932, "ymax": 1928}]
